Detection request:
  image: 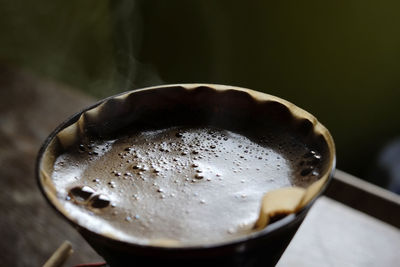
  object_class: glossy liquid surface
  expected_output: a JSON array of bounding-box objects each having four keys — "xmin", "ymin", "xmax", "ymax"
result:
[{"xmin": 52, "ymin": 127, "xmax": 321, "ymax": 245}]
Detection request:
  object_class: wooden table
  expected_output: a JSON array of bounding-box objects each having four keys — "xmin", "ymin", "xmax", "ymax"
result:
[
  {"xmin": 278, "ymin": 196, "xmax": 400, "ymax": 267},
  {"xmin": 1, "ymin": 66, "xmax": 399, "ymax": 267}
]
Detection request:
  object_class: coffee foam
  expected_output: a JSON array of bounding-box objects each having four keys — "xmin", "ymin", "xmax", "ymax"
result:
[{"xmin": 51, "ymin": 126, "xmax": 322, "ymax": 245}]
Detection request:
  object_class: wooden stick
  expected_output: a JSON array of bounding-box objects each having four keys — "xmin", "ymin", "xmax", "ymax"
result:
[{"xmin": 43, "ymin": 241, "xmax": 73, "ymax": 267}]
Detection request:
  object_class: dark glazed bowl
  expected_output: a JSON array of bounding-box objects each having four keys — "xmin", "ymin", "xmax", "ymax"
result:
[{"xmin": 36, "ymin": 84, "xmax": 335, "ymax": 267}]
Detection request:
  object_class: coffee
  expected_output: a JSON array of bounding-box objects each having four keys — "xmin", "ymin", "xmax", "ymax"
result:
[
  {"xmin": 51, "ymin": 125, "xmax": 322, "ymax": 245},
  {"xmin": 38, "ymin": 85, "xmax": 335, "ymax": 267}
]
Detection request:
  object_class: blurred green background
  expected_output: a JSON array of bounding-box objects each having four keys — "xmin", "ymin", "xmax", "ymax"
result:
[{"xmin": 1, "ymin": 0, "xmax": 399, "ymax": 187}]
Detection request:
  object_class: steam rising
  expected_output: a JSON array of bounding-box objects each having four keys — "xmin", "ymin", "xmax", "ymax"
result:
[
  {"xmin": 0, "ymin": 0, "xmax": 163, "ymax": 97},
  {"xmin": 111, "ymin": 0, "xmax": 164, "ymax": 91}
]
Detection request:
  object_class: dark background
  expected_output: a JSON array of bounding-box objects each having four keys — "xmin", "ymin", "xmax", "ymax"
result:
[{"xmin": 1, "ymin": 0, "xmax": 400, "ymax": 188}]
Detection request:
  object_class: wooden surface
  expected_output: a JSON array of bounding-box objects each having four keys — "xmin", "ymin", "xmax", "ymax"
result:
[
  {"xmin": 0, "ymin": 66, "xmax": 101, "ymax": 267},
  {"xmin": 1, "ymin": 66, "xmax": 399, "ymax": 266},
  {"xmin": 325, "ymin": 169, "xmax": 400, "ymax": 228},
  {"xmin": 278, "ymin": 196, "xmax": 400, "ymax": 267}
]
